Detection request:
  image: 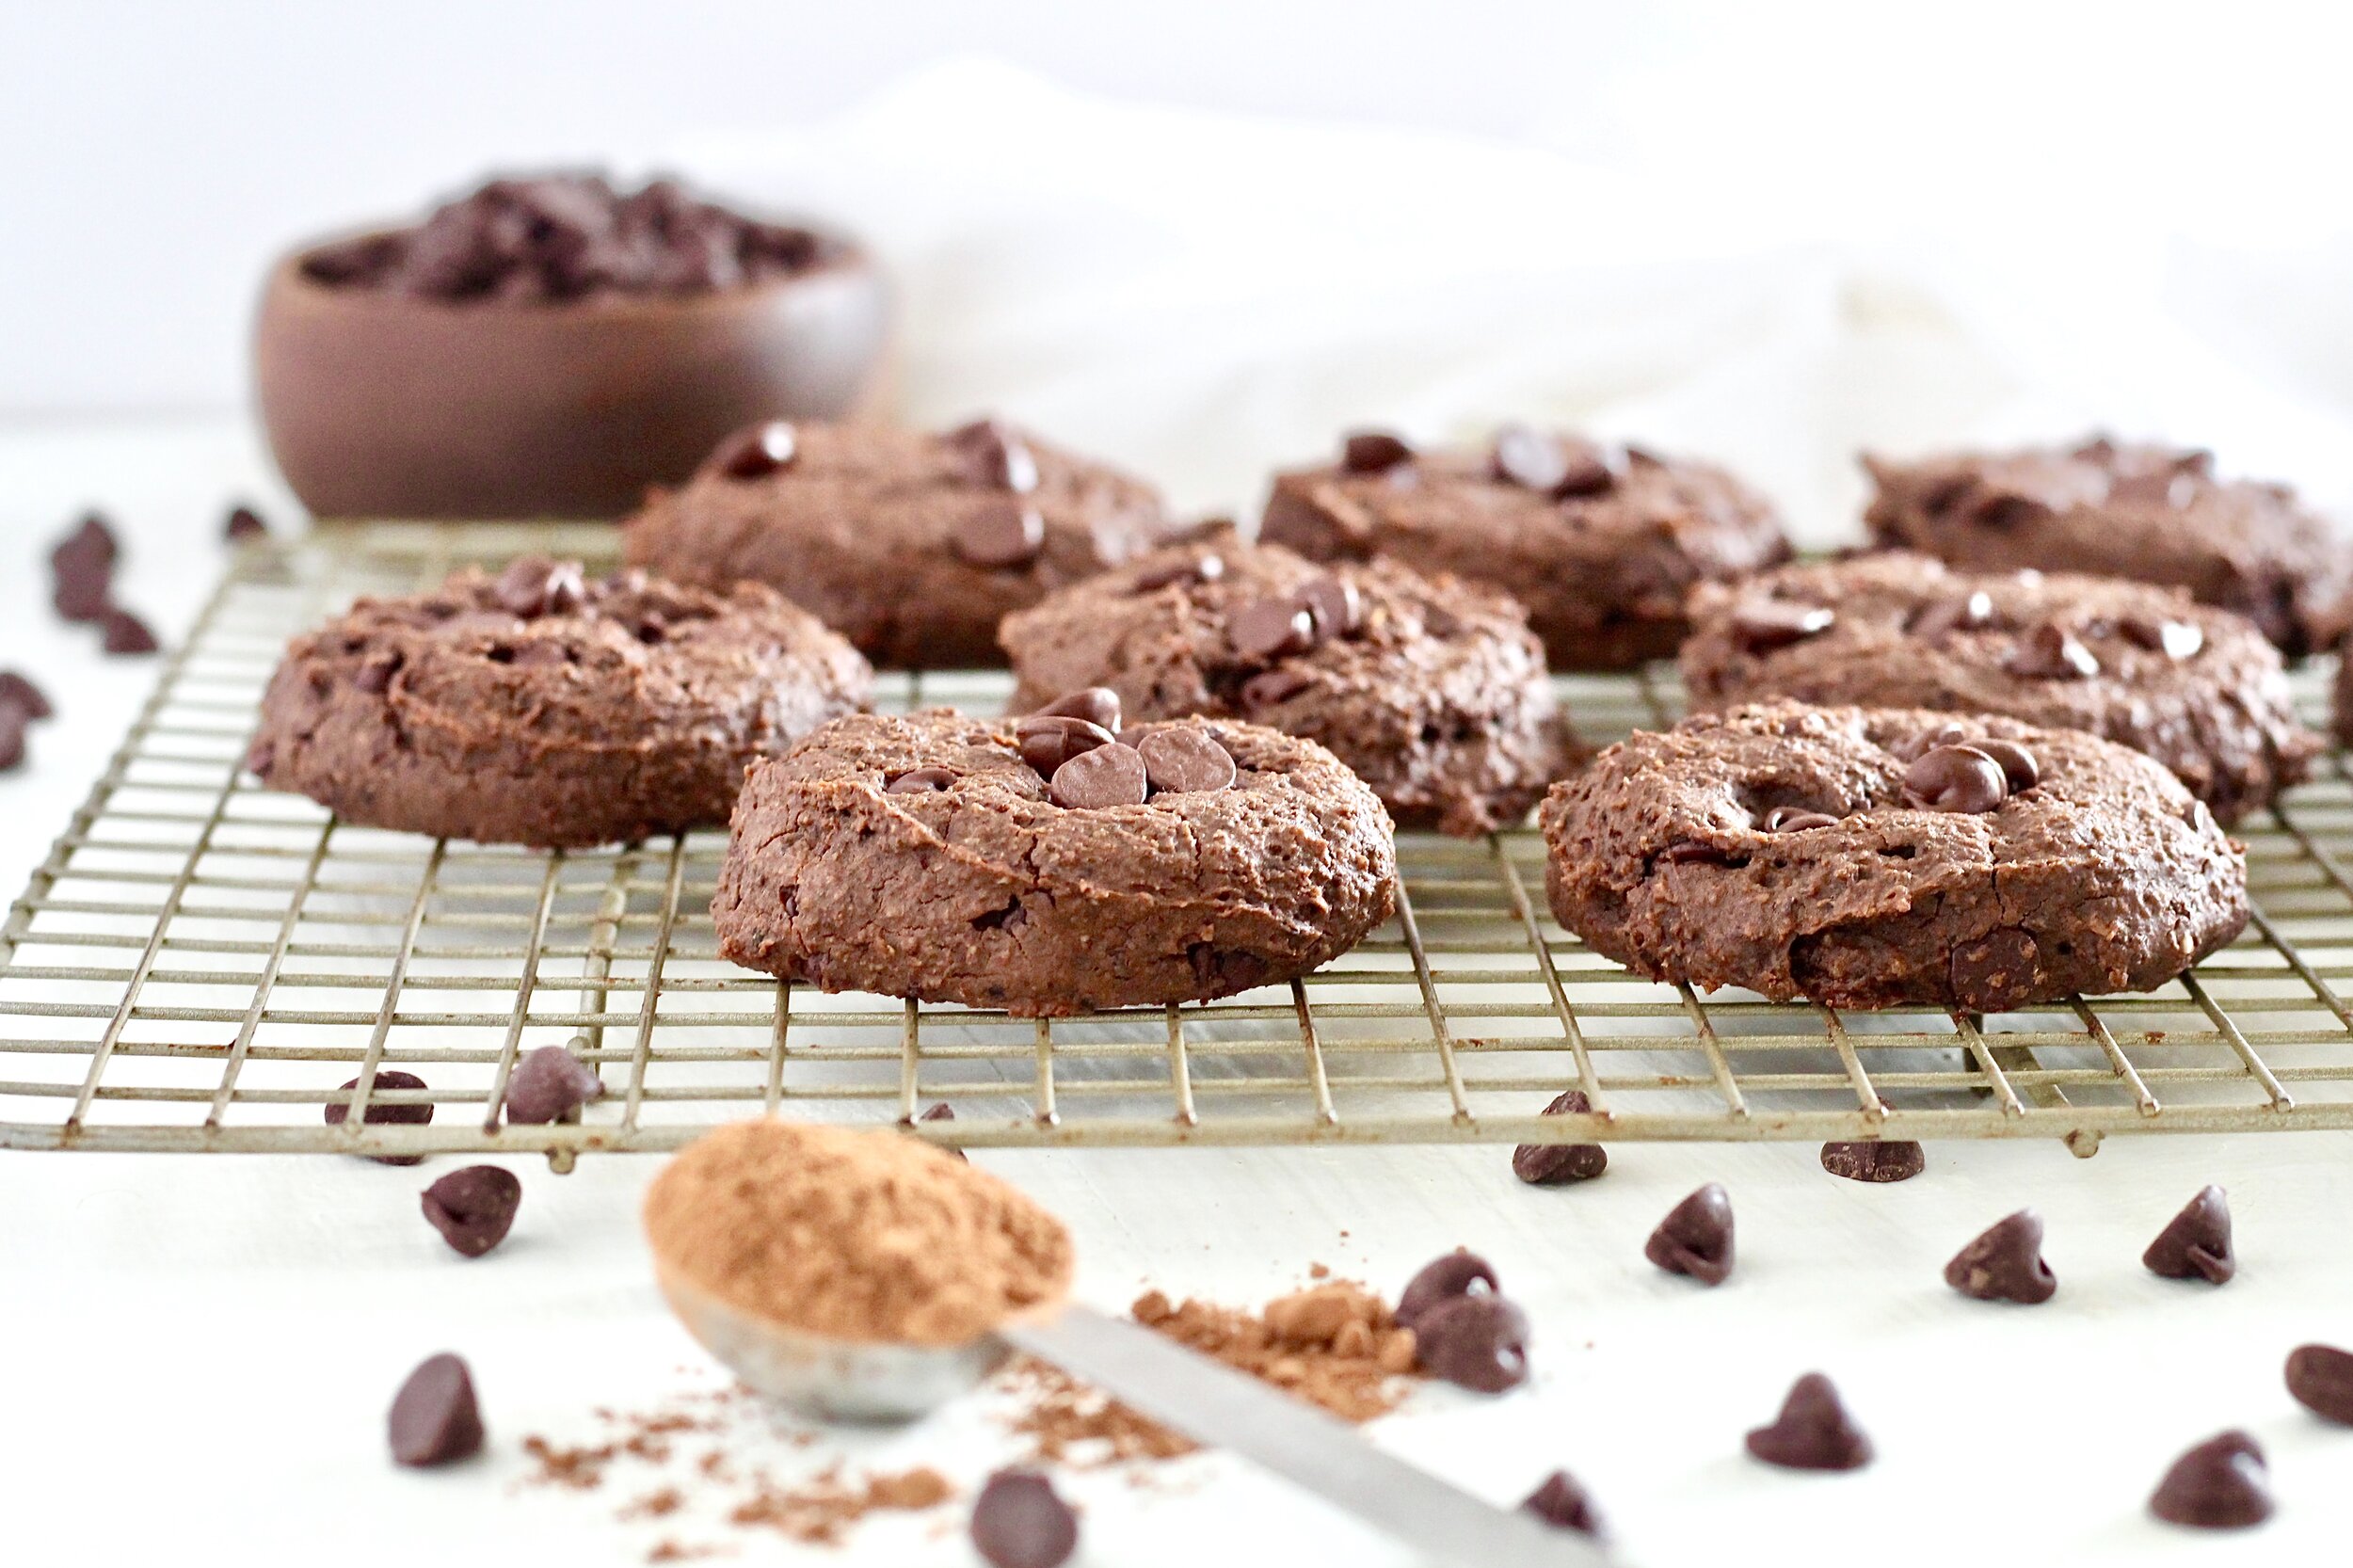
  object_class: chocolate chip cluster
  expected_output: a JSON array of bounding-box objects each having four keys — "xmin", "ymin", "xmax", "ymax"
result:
[
  {"xmin": 1395, "ymin": 1250, "xmax": 1531, "ymax": 1394},
  {"xmin": 1895, "ymin": 724, "xmax": 2041, "ymax": 814}
]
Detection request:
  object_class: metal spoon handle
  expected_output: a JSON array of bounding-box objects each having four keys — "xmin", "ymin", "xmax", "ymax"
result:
[{"xmin": 1001, "ymin": 1305, "xmax": 1609, "ymax": 1567}]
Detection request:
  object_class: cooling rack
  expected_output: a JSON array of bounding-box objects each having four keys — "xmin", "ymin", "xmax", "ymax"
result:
[{"xmin": 5, "ymin": 521, "xmax": 2353, "ymax": 1165}]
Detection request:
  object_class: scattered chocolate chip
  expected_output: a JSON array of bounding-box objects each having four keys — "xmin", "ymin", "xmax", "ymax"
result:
[
  {"xmin": 224, "ymin": 504, "xmax": 269, "ymax": 541},
  {"xmin": 491, "ymin": 556, "xmax": 587, "ymax": 619},
  {"xmin": 420, "ymin": 1166, "xmax": 522, "ymax": 1257},
  {"xmin": 2149, "ymin": 1431, "xmax": 2273, "ymax": 1529},
  {"xmin": 1512, "ymin": 1089, "xmax": 1608, "ymax": 1185},
  {"xmin": 1490, "ymin": 426, "xmax": 1571, "ymax": 492},
  {"xmin": 1520, "ymin": 1470, "xmax": 1603, "ymax": 1536},
  {"xmin": 2009, "ymin": 622, "xmax": 2100, "ymax": 680},
  {"xmin": 954, "ymin": 499, "xmax": 1046, "ymax": 569},
  {"xmin": 948, "ymin": 419, "xmax": 1040, "ymax": 494},
  {"xmin": 1819, "ymin": 1141, "xmax": 1925, "ymax": 1182},
  {"xmin": 1970, "ymin": 738, "xmax": 2041, "ymax": 792},
  {"xmin": 886, "ymin": 766, "xmax": 956, "ymax": 794},
  {"xmin": 1732, "ymin": 602, "xmax": 1834, "ymax": 654},
  {"xmin": 2120, "ymin": 616, "xmax": 2203, "ymax": 659},
  {"xmin": 1763, "ymin": 807, "xmax": 1839, "ymax": 833},
  {"xmin": 325, "ymin": 1069, "xmax": 434, "ymax": 1165},
  {"xmin": 2141, "ymin": 1185, "xmax": 2233, "ymax": 1285},
  {"xmin": 100, "ymin": 607, "xmax": 159, "ymax": 655},
  {"xmin": 1048, "ymin": 742, "xmax": 1147, "ymax": 809},
  {"xmin": 502, "ymin": 1046, "xmax": 604, "ymax": 1126},
  {"xmin": 354, "ymin": 651, "xmax": 402, "ymax": 694},
  {"xmin": 1644, "ymin": 1183, "xmax": 1735, "ymax": 1286},
  {"xmin": 52, "ymin": 541, "xmax": 112, "ymax": 622},
  {"xmin": 1909, "ymin": 590, "xmax": 1994, "ymax": 640},
  {"xmin": 1031, "ymin": 686, "xmax": 1122, "ymax": 733},
  {"xmin": 1945, "ymin": 1208, "xmax": 2056, "ymax": 1303},
  {"xmin": 2286, "ymin": 1344, "xmax": 2353, "ymax": 1423},
  {"xmin": 712, "ymin": 420, "xmax": 797, "ymax": 480},
  {"xmin": 52, "ymin": 512, "xmax": 117, "ymax": 571},
  {"xmin": 1229, "ymin": 597, "xmax": 1319, "ymax": 664},
  {"xmin": 1746, "ymin": 1373, "xmax": 1872, "ymax": 1470},
  {"xmin": 1902, "ymin": 744, "xmax": 2008, "ymax": 814},
  {"xmin": 917, "ymin": 1101, "xmax": 968, "ymax": 1162},
  {"xmin": 1396, "ymin": 1249, "xmax": 1500, "ymax": 1331},
  {"xmin": 1340, "ymin": 430, "xmax": 1413, "ymax": 473},
  {"xmin": 1240, "ymin": 666, "xmax": 1313, "ymax": 710},
  {"xmin": 1293, "ymin": 574, "xmax": 1363, "ymax": 639},
  {"xmin": 1414, "ymin": 1292, "xmax": 1530, "ymax": 1393},
  {"xmin": 1016, "ymin": 715, "xmax": 1114, "ymax": 776},
  {"xmin": 0, "ymin": 671, "xmax": 53, "ymax": 721},
  {"xmin": 0, "ymin": 708, "xmax": 25, "ymax": 771},
  {"xmin": 1137, "ymin": 728, "xmax": 1236, "ymax": 794},
  {"xmin": 389, "ymin": 1352, "xmax": 485, "ymax": 1467},
  {"xmin": 1132, "ymin": 552, "xmax": 1223, "ymax": 591},
  {"xmin": 969, "ymin": 1469, "xmax": 1078, "ymax": 1568}
]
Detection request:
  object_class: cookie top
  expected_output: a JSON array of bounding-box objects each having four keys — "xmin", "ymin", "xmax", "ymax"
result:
[
  {"xmin": 1680, "ymin": 552, "xmax": 2318, "ymax": 823},
  {"xmin": 621, "ymin": 418, "xmax": 1176, "ymax": 668},
  {"xmin": 1258, "ymin": 428, "xmax": 1789, "ymax": 668},
  {"xmin": 1863, "ymin": 436, "xmax": 2351, "ymax": 657}
]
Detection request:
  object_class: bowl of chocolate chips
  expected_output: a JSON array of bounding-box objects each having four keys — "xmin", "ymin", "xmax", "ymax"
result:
[{"xmin": 254, "ymin": 171, "xmax": 891, "ymax": 520}]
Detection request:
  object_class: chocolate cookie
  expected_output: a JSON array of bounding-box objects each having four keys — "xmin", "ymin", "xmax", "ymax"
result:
[
  {"xmin": 249, "ymin": 557, "xmax": 871, "ymax": 848},
  {"xmin": 999, "ymin": 540, "xmax": 1573, "ymax": 836},
  {"xmin": 1540, "ymin": 702, "xmax": 2248, "ymax": 1012},
  {"xmin": 712, "ymin": 709, "xmax": 1398, "ymax": 1015},
  {"xmin": 1258, "ymin": 427, "xmax": 1789, "ymax": 670},
  {"xmin": 1863, "ymin": 436, "xmax": 2351, "ymax": 658},
  {"xmin": 1681, "ymin": 552, "xmax": 2318, "ymax": 825},
  {"xmin": 621, "ymin": 418, "xmax": 1176, "ymax": 668}
]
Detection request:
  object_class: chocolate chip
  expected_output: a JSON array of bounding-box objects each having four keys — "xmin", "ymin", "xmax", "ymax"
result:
[
  {"xmin": 388, "ymin": 1352, "xmax": 485, "ymax": 1467},
  {"xmin": 1512, "ymin": 1088, "xmax": 1608, "ymax": 1185},
  {"xmin": 0, "ymin": 671, "xmax": 53, "ymax": 721},
  {"xmin": 1031, "ymin": 686, "xmax": 1122, "ymax": 733},
  {"xmin": 1016, "ymin": 714, "xmax": 1114, "ymax": 776},
  {"xmin": 491, "ymin": 556, "xmax": 587, "ymax": 619},
  {"xmin": 1490, "ymin": 425, "xmax": 1571, "ymax": 492},
  {"xmin": 0, "ymin": 708, "xmax": 25, "ymax": 771},
  {"xmin": 1902, "ymin": 744, "xmax": 2008, "ymax": 814},
  {"xmin": 886, "ymin": 766, "xmax": 956, "ymax": 794},
  {"xmin": 354, "ymin": 650, "xmax": 402, "ymax": 694},
  {"xmin": 420, "ymin": 1166, "xmax": 522, "ymax": 1257},
  {"xmin": 1970, "ymin": 738, "xmax": 2040, "ymax": 792},
  {"xmin": 1763, "ymin": 807, "xmax": 1839, "ymax": 833},
  {"xmin": 1414, "ymin": 1292, "xmax": 1530, "ymax": 1393},
  {"xmin": 1048, "ymin": 742, "xmax": 1147, "ymax": 809},
  {"xmin": 99, "ymin": 607, "xmax": 159, "ymax": 655},
  {"xmin": 2121, "ymin": 616, "xmax": 2203, "ymax": 659},
  {"xmin": 948, "ymin": 419, "xmax": 1040, "ymax": 494},
  {"xmin": 2142, "ymin": 1185, "xmax": 2233, "ymax": 1285},
  {"xmin": 1944, "ymin": 1208, "xmax": 2055, "ymax": 1303},
  {"xmin": 1551, "ymin": 440, "xmax": 1625, "ymax": 498},
  {"xmin": 954, "ymin": 499, "xmax": 1046, "ymax": 569},
  {"xmin": 325, "ymin": 1069, "xmax": 434, "ymax": 1165},
  {"xmin": 1240, "ymin": 666, "xmax": 1313, "ymax": 710},
  {"xmin": 1229, "ymin": 597, "xmax": 1317, "ymax": 663},
  {"xmin": 1132, "ymin": 552, "xmax": 1223, "ymax": 591},
  {"xmin": 712, "ymin": 420, "xmax": 796, "ymax": 480},
  {"xmin": 2286, "ymin": 1344, "xmax": 2353, "ymax": 1423},
  {"xmin": 969, "ymin": 1469, "xmax": 1078, "ymax": 1568},
  {"xmin": 1293, "ymin": 574, "xmax": 1363, "ymax": 639},
  {"xmin": 1745, "ymin": 1373, "xmax": 1872, "ymax": 1471},
  {"xmin": 1339, "ymin": 430, "xmax": 1413, "ymax": 473},
  {"xmin": 502, "ymin": 1046, "xmax": 604, "ymax": 1126},
  {"xmin": 1731, "ymin": 602, "xmax": 1834, "ymax": 654},
  {"xmin": 1909, "ymin": 589, "xmax": 1993, "ymax": 640},
  {"xmin": 1820, "ymin": 1140, "xmax": 1925, "ymax": 1182},
  {"xmin": 52, "ymin": 535, "xmax": 111, "ymax": 621},
  {"xmin": 2149, "ymin": 1432, "xmax": 2273, "ymax": 1529},
  {"xmin": 1520, "ymin": 1470, "xmax": 1603, "ymax": 1536},
  {"xmin": 1644, "ymin": 1183, "xmax": 1735, "ymax": 1286},
  {"xmin": 1396, "ymin": 1249, "xmax": 1500, "ymax": 1331},
  {"xmin": 917, "ymin": 1101, "xmax": 968, "ymax": 1163},
  {"xmin": 2009, "ymin": 622, "xmax": 2100, "ymax": 680},
  {"xmin": 224, "ymin": 504, "xmax": 268, "ymax": 541},
  {"xmin": 1137, "ymin": 728, "xmax": 1236, "ymax": 794},
  {"xmin": 52, "ymin": 511, "xmax": 117, "ymax": 571}
]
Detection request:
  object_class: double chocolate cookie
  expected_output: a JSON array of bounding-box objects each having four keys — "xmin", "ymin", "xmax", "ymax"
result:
[
  {"xmin": 1540, "ymin": 702, "xmax": 2249, "ymax": 1013},
  {"xmin": 249, "ymin": 557, "xmax": 871, "ymax": 848},
  {"xmin": 1259, "ymin": 427, "xmax": 1789, "ymax": 670},
  {"xmin": 1863, "ymin": 436, "xmax": 2351, "ymax": 657},
  {"xmin": 1681, "ymin": 552, "xmax": 2319, "ymax": 824},
  {"xmin": 712, "ymin": 709, "xmax": 1398, "ymax": 1015},
  {"xmin": 999, "ymin": 540, "xmax": 1573, "ymax": 836},
  {"xmin": 622, "ymin": 418, "xmax": 1176, "ymax": 667}
]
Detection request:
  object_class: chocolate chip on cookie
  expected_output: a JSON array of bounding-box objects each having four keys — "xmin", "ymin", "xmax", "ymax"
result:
[
  {"xmin": 1901, "ymin": 744, "xmax": 2008, "ymax": 813},
  {"xmin": 1340, "ymin": 430, "xmax": 1414, "ymax": 473},
  {"xmin": 1048, "ymin": 742, "xmax": 1148, "ymax": 808},
  {"xmin": 1136, "ymin": 728, "xmax": 1236, "ymax": 794}
]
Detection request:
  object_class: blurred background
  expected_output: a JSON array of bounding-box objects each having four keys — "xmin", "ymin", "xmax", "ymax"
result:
[{"xmin": 3, "ymin": 0, "xmax": 2350, "ymax": 533}]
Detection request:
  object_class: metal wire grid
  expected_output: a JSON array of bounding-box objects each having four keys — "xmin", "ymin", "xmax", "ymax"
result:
[{"xmin": 5, "ymin": 521, "xmax": 2353, "ymax": 1163}]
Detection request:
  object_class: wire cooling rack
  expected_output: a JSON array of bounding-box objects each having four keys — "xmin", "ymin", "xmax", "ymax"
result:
[{"xmin": 6, "ymin": 521, "xmax": 2353, "ymax": 1164}]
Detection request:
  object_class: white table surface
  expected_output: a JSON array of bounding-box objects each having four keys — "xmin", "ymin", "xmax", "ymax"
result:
[{"xmin": 4, "ymin": 417, "xmax": 2347, "ymax": 1568}]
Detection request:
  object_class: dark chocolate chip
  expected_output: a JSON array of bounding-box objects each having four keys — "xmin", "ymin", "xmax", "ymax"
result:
[
  {"xmin": 1229, "ymin": 597, "xmax": 1318, "ymax": 663},
  {"xmin": 1902, "ymin": 744, "xmax": 2008, "ymax": 814},
  {"xmin": 1396, "ymin": 1249, "xmax": 1499, "ymax": 1331},
  {"xmin": 1031, "ymin": 686, "xmax": 1123, "ymax": 734},
  {"xmin": 712, "ymin": 420, "xmax": 797, "ymax": 480},
  {"xmin": 1819, "ymin": 1140, "xmax": 1925, "ymax": 1182},
  {"xmin": 1340, "ymin": 430, "xmax": 1413, "ymax": 473},
  {"xmin": 502, "ymin": 1046, "xmax": 604, "ymax": 1126},
  {"xmin": 1731, "ymin": 602, "xmax": 1834, "ymax": 654},
  {"xmin": 1644, "ymin": 1182, "xmax": 1735, "ymax": 1286},
  {"xmin": 1745, "ymin": 1373, "xmax": 1872, "ymax": 1470},
  {"xmin": 388, "ymin": 1352, "xmax": 485, "ymax": 1467},
  {"xmin": 2286, "ymin": 1343, "xmax": 2353, "ymax": 1423},
  {"xmin": 0, "ymin": 708, "xmax": 24, "ymax": 771},
  {"xmin": 1414, "ymin": 1292, "xmax": 1530, "ymax": 1393},
  {"xmin": 1553, "ymin": 441, "xmax": 1625, "ymax": 498},
  {"xmin": 1016, "ymin": 715, "xmax": 1114, "ymax": 776},
  {"xmin": 1763, "ymin": 807, "xmax": 1839, "ymax": 833},
  {"xmin": 100, "ymin": 607, "xmax": 160, "ymax": 655},
  {"xmin": 1970, "ymin": 739, "xmax": 2040, "ymax": 792},
  {"xmin": 1512, "ymin": 1088, "xmax": 1608, "ymax": 1185},
  {"xmin": 917, "ymin": 1100, "xmax": 968, "ymax": 1162},
  {"xmin": 1137, "ymin": 728, "xmax": 1236, "ymax": 794},
  {"xmin": 2142, "ymin": 1185, "xmax": 2233, "ymax": 1285},
  {"xmin": 970, "ymin": 1469, "xmax": 1078, "ymax": 1568},
  {"xmin": 325, "ymin": 1069, "xmax": 434, "ymax": 1166},
  {"xmin": 1240, "ymin": 666, "xmax": 1313, "ymax": 710},
  {"xmin": 886, "ymin": 766, "xmax": 956, "ymax": 794},
  {"xmin": 947, "ymin": 419, "xmax": 1040, "ymax": 494},
  {"xmin": 354, "ymin": 651, "xmax": 402, "ymax": 694},
  {"xmin": 420, "ymin": 1166, "xmax": 522, "ymax": 1257},
  {"xmin": 2009, "ymin": 622, "xmax": 2100, "ymax": 680},
  {"xmin": 954, "ymin": 499, "xmax": 1046, "ymax": 569},
  {"xmin": 1293, "ymin": 574, "xmax": 1363, "ymax": 639},
  {"xmin": 2149, "ymin": 1431, "xmax": 2272, "ymax": 1529},
  {"xmin": 52, "ymin": 511, "xmax": 118, "ymax": 570},
  {"xmin": 0, "ymin": 671, "xmax": 53, "ymax": 721},
  {"xmin": 1048, "ymin": 743, "xmax": 1147, "ymax": 809},
  {"xmin": 1909, "ymin": 589, "xmax": 1994, "ymax": 640},
  {"xmin": 1520, "ymin": 1470, "xmax": 1603, "ymax": 1536},
  {"xmin": 2121, "ymin": 616, "xmax": 2203, "ymax": 659},
  {"xmin": 1132, "ymin": 552, "xmax": 1223, "ymax": 591},
  {"xmin": 1945, "ymin": 1208, "xmax": 2056, "ymax": 1303},
  {"xmin": 1489, "ymin": 426, "xmax": 1571, "ymax": 492},
  {"xmin": 224, "ymin": 504, "xmax": 268, "ymax": 541},
  {"xmin": 491, "ymin": 556, "xmax": 587, "ymax": 619}
]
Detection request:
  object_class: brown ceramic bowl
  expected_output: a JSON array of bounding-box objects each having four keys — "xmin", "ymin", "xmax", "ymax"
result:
[{"xmin": 253, "ymin": 230, "xmax": 891, "ymax": 520}]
